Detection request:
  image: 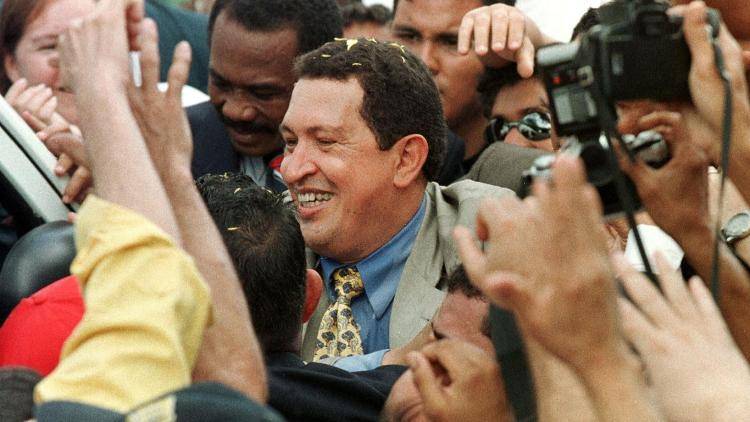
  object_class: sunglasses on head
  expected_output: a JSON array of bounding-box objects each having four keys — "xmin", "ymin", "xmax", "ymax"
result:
[{"xmin": 483, "ymin": 111, "xmax": 553, "ymax": 144}]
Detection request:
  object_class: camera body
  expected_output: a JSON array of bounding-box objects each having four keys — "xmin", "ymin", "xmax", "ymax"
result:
[
  {"xmin": 521, "ymin": 131, "xmax": 669, "ymax": 216},
  {"xmin": 538, "ymin": 0, "xmax": 692, "ymax": 137},
  {"xmin": 531, "ymin": 0, "xmax": 700, "ymax": 216}
]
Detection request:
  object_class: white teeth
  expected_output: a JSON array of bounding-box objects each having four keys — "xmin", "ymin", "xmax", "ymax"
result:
[{"xmin": 297, "ymin": 192, "xmax": 332, "ymax": 207}]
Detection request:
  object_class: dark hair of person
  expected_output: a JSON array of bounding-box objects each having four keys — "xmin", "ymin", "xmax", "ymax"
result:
[
  {"xmin": 444, "ymin": 265, "xmax": 491, "ymax": 337},
  {"xmin": 208, "ymin": 0, "xmax": 343, "ymax": 55},
  {"xmin": 341, "ymin": 3, "xmax": 391, "ymax": 29},
  {"xmin": 0, "ymin": 0, "xmax": 51, "ymax": 93},
  {"xmin": 571, "ymin": 7, "xmax": 600, "ymax": 41},
  {"xmin": 196, "ymin": 173, "xmax": 307, "ymax": 353},
  {"xmin": 476, "ymin": 65, "xmax": 526, "ymax": 119},
  {"xmin": 393, "ymin": 0, "xmax": 514, "ymax": 13},
  {"xmin": 295, "ymin": 38, "xmax": 447, "ymax": 181},
  {"xmin": 446, "ymin": 265, "xmax": 483, "ymax": 298}
]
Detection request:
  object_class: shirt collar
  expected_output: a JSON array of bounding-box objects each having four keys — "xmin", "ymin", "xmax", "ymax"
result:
[{"xmin": 320, "ymin": 195, "xmax": 427, "ymax": 319}]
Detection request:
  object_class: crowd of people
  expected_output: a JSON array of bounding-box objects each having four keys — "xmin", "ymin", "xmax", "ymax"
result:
[{"xmin": 1, "ymin": 0, "xmax": 750, "ymax": 420}]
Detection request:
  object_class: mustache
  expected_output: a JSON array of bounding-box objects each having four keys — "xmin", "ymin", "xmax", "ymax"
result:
[{"xmin": 220, "ymin": 115, "xmax": 277, "ymax": 135}]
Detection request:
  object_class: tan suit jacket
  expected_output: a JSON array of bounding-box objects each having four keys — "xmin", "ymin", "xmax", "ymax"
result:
[{"xmin": 300, "ymin": 180, "xmax": 513, "ymax": 360}]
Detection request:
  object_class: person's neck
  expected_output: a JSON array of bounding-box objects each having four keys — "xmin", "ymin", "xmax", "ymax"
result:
[{"xmin": 452, "ymin": 112, "xmax": 488, "ymax": 160}]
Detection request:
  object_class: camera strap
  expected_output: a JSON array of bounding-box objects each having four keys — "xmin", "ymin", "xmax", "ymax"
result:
[{"xmin": 709, "ymin": 18, "xmax": 732, "ymax": 303}]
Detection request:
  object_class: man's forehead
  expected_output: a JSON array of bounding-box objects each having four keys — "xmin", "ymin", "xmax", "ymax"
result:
[
  {"xmin": 492, "ymin": 79, "xmax": 548, "ymax": 115},
  {"xmin": 283, "ymin": 78, "xmax": 365, "ymax": 132},
  {"xmin": 211, "ymin": 13, "xmax": 299, "ymax": 66},
  {"xmin": 393, "ymin": 0, "xmax": 483, "ymax": 32},
  {"xmin": 210, "ymin": 17, "xmax": 298, "ymax": 85}
]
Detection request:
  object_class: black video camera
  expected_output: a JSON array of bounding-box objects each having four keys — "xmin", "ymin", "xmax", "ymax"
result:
[{"xmin": 529, "ymin": 0, "xmax": 718, "ymax": 217}]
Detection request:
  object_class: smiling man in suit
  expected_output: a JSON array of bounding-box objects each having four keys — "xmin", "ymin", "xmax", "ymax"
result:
[{"xmin": 281, "ymin": 38, "xmax": 513, "ymax": 370}]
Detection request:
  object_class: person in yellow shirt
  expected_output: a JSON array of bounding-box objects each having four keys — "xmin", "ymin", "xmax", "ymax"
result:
[{"xmin": 31, "ymin": 0, "xmax": 271, "ymax": 418}]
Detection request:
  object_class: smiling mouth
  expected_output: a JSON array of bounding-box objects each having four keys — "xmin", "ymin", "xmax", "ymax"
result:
[{"xmin": 297, "ymin": 192, "xmax": 333, "ymax": 208}]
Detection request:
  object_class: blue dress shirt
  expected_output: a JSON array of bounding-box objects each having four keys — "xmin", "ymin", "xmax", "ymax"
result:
[{"xmin": 319, "ymin": 195, "xmax": 427, "ymax": 370}]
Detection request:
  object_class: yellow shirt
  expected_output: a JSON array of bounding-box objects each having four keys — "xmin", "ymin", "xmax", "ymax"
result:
[{"xmin": 34, "ymin": 195, "xmax": 212, "ymax": 412}]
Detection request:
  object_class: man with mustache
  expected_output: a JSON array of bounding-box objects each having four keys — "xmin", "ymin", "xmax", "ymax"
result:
[{"xmin": 186, "ymin": 0, "xmax": 343, "ymax": 193}]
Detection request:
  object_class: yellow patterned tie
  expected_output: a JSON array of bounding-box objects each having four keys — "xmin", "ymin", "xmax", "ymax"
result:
[{"xmin": 313, "ymin": 267, "xmax": 365, "ymax": 361}]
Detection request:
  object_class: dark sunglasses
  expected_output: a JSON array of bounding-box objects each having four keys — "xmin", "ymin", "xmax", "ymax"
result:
[{"xmin": 483, "ymin": 111, "xmax": 553, "ymax": 144}]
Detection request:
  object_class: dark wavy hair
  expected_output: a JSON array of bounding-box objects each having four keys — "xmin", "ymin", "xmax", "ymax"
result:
[
  {"xmin": 208, "ymin": 0, "xmax": 343, "ymax": 55},
  {"xmin": 197, "ymin": 173, "xmax": 307, "ymax": 353}
]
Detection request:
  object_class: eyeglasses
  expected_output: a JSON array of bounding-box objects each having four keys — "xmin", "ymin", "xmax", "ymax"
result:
[{"xmin": 484, "ymin": 111, "xmax": 553, "ymax": 144}]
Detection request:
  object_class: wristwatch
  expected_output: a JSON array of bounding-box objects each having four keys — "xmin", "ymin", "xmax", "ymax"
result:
[{"xmin": 722, "ymin": 211, "xmax": 750, "ymax": 246}]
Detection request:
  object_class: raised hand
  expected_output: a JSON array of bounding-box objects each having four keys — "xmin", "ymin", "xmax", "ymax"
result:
[
  {"xmin": 127, "ymin": 18, "xmax": 193, "ymax": 175},
  {"xmin": 408, "ymin": 339, "xmax": 511, "ymax": 422},
  {"xmin": 5, "ymin": 79, "xmax": 58, "ymax": 126},
  {"xmin": 617, "ymin": 252, "xmax": 750, "ymax": 421},
  {"xmin": 57, "ymin": 0, "xmax": 144, "ymax": 97},
  {"xmin": 457, "ymin": 3, "xmax": 554, "ymax": 76},
  {"xmin": 454, "ymin": 156, "xmax": 621, "ymax": 370}
]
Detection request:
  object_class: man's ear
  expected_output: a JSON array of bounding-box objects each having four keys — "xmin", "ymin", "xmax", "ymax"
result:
[
  {"xmin": 302, "ymin": 269, "xmax": 323, "ymax": 323},
  {"xmin": 3, "ymin": 54, "xmax": 21, "ymax": 83},
  {"xmin": 393, "ymin": 134, "xmax": 429, "ymax": 188}
]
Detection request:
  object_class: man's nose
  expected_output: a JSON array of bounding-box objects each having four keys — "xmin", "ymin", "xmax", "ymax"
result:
[
  {"xmin": 221, "ymin": 95, "xmax": 258, "ymax": 122},
  {"xmin": 281, "ymin": 141, "xmax": 318, "ymax": 186},
  {"xmin": 418, "ymin": 42, "xmax": 440, "ymax": 75},
  {"xmin": 503, "ymin": 128, "xmax": 533, "ymax": 149}
]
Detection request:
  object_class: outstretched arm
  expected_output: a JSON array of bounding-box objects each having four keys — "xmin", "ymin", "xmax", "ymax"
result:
[{"xmin": 126, "ymin": 19, "xmax": 267, "ymax": 403}]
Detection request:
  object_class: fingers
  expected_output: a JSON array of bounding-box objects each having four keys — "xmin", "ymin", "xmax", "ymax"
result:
[
  {"xmin": 5, "ymin": 78, "xmax": 28, "ymax": 101},
  {"xmin": 55, "ymin": 154, "xmax": 74, "ymax": 177},
  {"xmin": 63, "ymin": 166, "xmax": 93, "ymax": 204},
  {"xmin": 138, "ymin": 18, "xmax": 160, "ymax": 96},
  {"xmin": 620, "ymin": 156, "xmax": 655, "ymax": 198},
  {"xmin": 636, "ymin": 111, "xmax": 681, "ymax": 141},
  {"xmin": 38, "ymin": 96, "xmax": 58, "ymax": 123},
  {"xmin": 551, "ymin": 154, "xmax": 587, "ymax": 191},
  {"xmin": 652, "ymin": 252, "xmax": 696, "ymax": 319},
  {"xmin": 614, "ymin": 253, "xmax": 680, "ymax": 330},
  {"xmin": 12, "ymin": 84, "xmax": 46, "ymax": 107},
  {"xmin": 473, "ymin": 12, "xmax": 491, "ymax": 55},
  {"xmin": 166, "ymin": 41, "xmax": 192, "ymax": 100},
  {"xmin": 37, "ymin": 117, "xmax": 71, "ymax": 143},
  {"xmin": 683, "ymin": 2, "xmax": 717, "ymax": 80},
  {"xmin": 458, "ymin": 14, "xmax": 475, "ymax": 55},
  {"xmin": 506, "ymin": 9, "xmax": 526, "ymax": 51},
  {"xmin": 22, "ymin": 111, "xmax": 49, "ymax": 134},
  {"xmin": 24, "ymin": 87, "xmax": 53, "ymax": 115},
  {"xmin": 514, "ymin": 37, "xmax": 535, "ymax": 78},
  {"xmin": 45, "ymin": 132, "xmax": 89, "ymax": 168},
  {"xmin": 10, "ymin": 84, "xmax": 53, "ymax": 117},
  {"xmin": 480, "ymin": 271, "xmax": 530, "ymax": 312},
  {"xmin": 454, "ymin": 225, "xmax": 488, "ymax": 284},
  {"xmin": 490, "ymin": 8, "xmax": 509, "ymax": 51},
  {"xmin": 618, "ymin": 297, "xmax": 657, "ymax": 353},
  {"xmin": 126, "ymin": 0, "xmax": 145, "ymax": 50},
  {"xmin": 408, "ymin": 352, "xmax": 448, "ymax": 416},
  {"xmin": 687, "ymin": 275, "xmax": 728, "ymax": 335}
]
